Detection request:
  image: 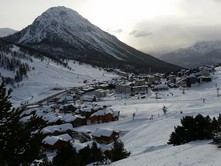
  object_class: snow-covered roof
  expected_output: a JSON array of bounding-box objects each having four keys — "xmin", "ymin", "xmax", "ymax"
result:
[
  {"xmin": 92, "ymin": 105, "xmax": 103, "ymax": 111},
  {"xmin": 72, "ymin": 140, "xmax": 100, "ymax": 152},
  {"xmin": 105, "ymin": 107, "xmax": 114, "ymax": 113},
  {"xmin": 188, "ymin": 74, "xmax": 197, "ymax": 78},
  {"xmin": 113, "ymin": 111, "xmax": 120, "ymax": 117},
  {"xmin": 90, "ymin": 110, "xmax": 106, "ymax": 117},
  {"xmin": 41, "ymin": 123, "xmax": 74, "ymax": 134},
  {"xmin": 90, "ymin": 107, "xmax": 114, "ymax": 117},
  {"xmin": 81, "ymin": 95, "xmax": 95, "ymax": 101},
  {"xmin": 42, "ymin": 113, "xmax": 62, "ymax": 123},
  {"xmin": 62, "ymin": 114, "xmax": 85, "ymax": 123},
  {"xmin": 99, "ymin": 83, "xmax": 108, "ymax": 87},
  {"xmin": 61, "ymin": 114, "xmax": 77, "ymax": 122},
  {"xmin": 81, "ymin": 107, "xmax": 92, "ymax": 113},
  {"xmin": 92, "ymin": 128, "xmax": 116, "ymax": 137},
  {"xmin": 95, "ymin": 89, "xmax": 106, "ymax": 92},
  {"xmin": 42, "ymin": 134, "xmax": 72, "ymax": 145},
  {"xmin": 153, "ymin": 84, "xmax": 168, "ymax": 89},
  {"xmin": 58, "ymin": 95, "xmax": 73, "ymax": 102},
  {"xmin": 20, "ymin": 114, "xmax": 33, "ymax": 123}
]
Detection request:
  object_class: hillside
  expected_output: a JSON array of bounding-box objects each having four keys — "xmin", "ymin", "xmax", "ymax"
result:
[
  {"xmin": 0, "ymin": 28, "xmax": 16, "ymax": 37},
  {"xmin": 0, "ymin": 43, "xmax": 117, "ymax": 107},
  {"xmin": 4, "ymin": 6, "xmax": 181, "ymax": 73},
  {"xmin": 160, "ymin": 40, "xmax": 221, "ymax": 68}
]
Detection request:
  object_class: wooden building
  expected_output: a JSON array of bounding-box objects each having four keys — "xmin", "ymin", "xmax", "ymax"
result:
[
  {"xmin": 92, "ymin": 128, "xmax": 119, "ymax": 144},
  {"xmin": 42, "ymin": 134, "xmax": 72, "ymax": 150}
]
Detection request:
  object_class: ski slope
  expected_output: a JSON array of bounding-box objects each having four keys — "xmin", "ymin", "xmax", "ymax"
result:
[
  {"xmin": 7, "ymin": 56, "xmax": 117, "ymax": 107},
  {"xmin": 75, "ymin": 67, "xmax": 221, "ymax": 166}
]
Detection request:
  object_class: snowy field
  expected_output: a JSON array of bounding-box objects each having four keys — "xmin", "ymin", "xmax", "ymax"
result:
[
  {"xmin": 7, "ymin": 56, "xmax": 117, "ymax": 107},
  {"xmin": 75, "ymin": 67, "xmax": 221, "ymax": 166}
]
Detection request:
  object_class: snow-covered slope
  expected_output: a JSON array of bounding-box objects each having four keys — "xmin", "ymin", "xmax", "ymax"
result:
[
  {"xmin": 0, "ymin": 28, "xmax": 16, "ymax": 37},
  {"xmin": 160, "ymin": 40, "xmax": 221, "ymax": 68},
  {"xmin": 5, "ymin": 6, "xmax": 181, "ymax": 73},
  {"xmin": 1, "ymin": 45, "xmax": 117, "ymax": 107},
  {"xmin": 75, "ymin": 67, "xmax": 221, "ymax": 166},
  {"xmin": 16, "ymin": 7, "xmax": 116, "ymax": 53}
]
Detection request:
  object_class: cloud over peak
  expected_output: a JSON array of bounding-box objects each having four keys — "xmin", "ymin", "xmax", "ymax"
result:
[{"xmin": 129, "ymin": 29, "xmax": 152, "ymax": 38}]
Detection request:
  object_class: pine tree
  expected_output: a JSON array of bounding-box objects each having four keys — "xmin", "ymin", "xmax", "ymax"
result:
[
  {"xmin": 53, "ymin": 144, "xmax": 80, "ymax": 166},
  {"xmin": 168, "ymin": 114, "xmax": 217, "ymax": 146},
  {"xmin": 0, "ymin": 82, "xmax": 13, "ymax": 121},
  {"xmin": 79, "ymin": 145, "xmax": 92, "ymax": 165},
  {"xmin": 168, "ymin": 126, "xmax": 187, "ymax": 145},
  {"xmin": 0, "ymin": 82, "xmax": 42, "ymax": 165},
  {"xmin": 212, "ymin": 131, "xmax": 221, "ymax": 147},
  {"xmin": 0, "ymin": 82, "xmax": 14, "ymax": 165},
  {"xmin": 212, "ymin": 114, "xmax": 221, "ymax": 147},
  {"xmin": 110, "ymin": 140, "xmax": 131, "ymax": 162},
  {"xmin": 91, "ymin": 141, "xmax": 103, "ymax": 163}
]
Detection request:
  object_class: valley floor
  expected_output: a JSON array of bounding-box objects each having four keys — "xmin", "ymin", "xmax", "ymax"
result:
[
  {"xmin": 75, "ymin": 67, "xmax": 221, "ymax": 166},
  {"xmin": 9, "ymin": 60, "xmax": 221, "ymax": 165}
]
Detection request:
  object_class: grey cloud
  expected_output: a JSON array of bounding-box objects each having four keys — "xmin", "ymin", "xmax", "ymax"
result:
[
  {"xmin": 125, "ymin": 18, "xmax": 221, "ymax": 56},
  {"xmin": 129, "ymin": 29, "xmax": 152, "ymax": 37}
]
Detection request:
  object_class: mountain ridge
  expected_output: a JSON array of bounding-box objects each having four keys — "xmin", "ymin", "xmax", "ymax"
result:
[
  {"xmin": 159, "ymin": 40, "xmax": 221, "ymax": 68},
  {"xmin": 0, "ymin": 28, "xmax": 17, "ymax": 37},
  {"xmin": 5, "ymin": 6, "xmax": 181, "ymax": 73}
]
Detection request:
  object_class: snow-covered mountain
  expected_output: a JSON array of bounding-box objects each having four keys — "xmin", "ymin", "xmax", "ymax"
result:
[
  {"xmin": 5, "ymin": 6, "xmax": 181, "ymax": 73},
  {"xmin": 159, "ymin": 40, "xmax": 221, "ymax": 68},
  {"xmin": 0, "ymin": 28, "xmax": 16, "ymax": 37}
]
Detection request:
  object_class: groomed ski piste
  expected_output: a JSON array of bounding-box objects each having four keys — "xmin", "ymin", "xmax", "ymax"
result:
[{"xmin": 74, "ymin": 67, "xmax": 221, "ymax": 166}]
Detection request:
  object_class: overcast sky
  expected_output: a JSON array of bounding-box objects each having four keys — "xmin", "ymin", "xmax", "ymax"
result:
[{"xmin": 1, "ymin": 0, "xmax": 221, "ymax": 55}]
